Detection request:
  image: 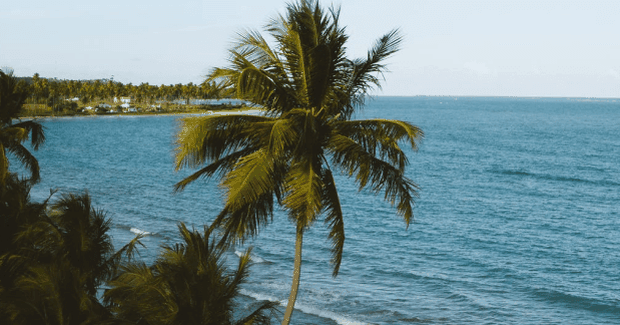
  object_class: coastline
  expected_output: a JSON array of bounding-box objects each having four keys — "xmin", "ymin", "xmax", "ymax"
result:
[{"xmin": 19, "ymin": 107, "xmax": 264, "ymax": 120}]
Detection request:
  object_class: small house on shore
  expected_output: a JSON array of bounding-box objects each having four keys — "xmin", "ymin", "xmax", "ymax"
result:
[{"xmin": 114, "ymin": 97, "xmax": 131, "ymax": 104}]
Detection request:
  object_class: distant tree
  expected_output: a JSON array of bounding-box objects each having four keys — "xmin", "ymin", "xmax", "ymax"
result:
[
  {"xmin": 55, "ymin": 101, "xmax": 78, "ymax": 114},
  {"xmin": 31, "ymin": 73, "xmax": 41, "ymax": 104},
  {"xmin": 105, "ymin": 80, "xmax": 116, "ymax": 101},
  {"xmin": 200, "ymin": 80, "xmax": 226, "ymax": 99}
]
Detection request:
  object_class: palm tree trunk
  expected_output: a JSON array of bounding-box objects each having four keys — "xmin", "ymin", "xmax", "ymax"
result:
[{"xmin": 282, "ymin": 227, "xmax": 304, "ymax": 325}]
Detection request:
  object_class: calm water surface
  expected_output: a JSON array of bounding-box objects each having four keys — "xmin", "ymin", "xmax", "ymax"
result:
[{"xmin": 22, "ymin": 97, "xmax": 620, "ymax": 324}]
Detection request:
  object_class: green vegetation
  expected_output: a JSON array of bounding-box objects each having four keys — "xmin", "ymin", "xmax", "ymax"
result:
[
  {"xmin": 174, "ymin": 1, "xmax": 423, "ymax": 324},
  {"xmin": 15, "ymin": 72, "xmax": 235, "ymax": 117},
  {"xmin": 2, "ymin": 0, "xmax": 424, "ymax": 323},
  {"xmin": 0, "ymin": 180, "xmax": 142, "ymax": 324},
  {"xmin": 104, "ymin": 223, "xmax": 277, "ymax": 325},
  {"xmin": 0, "ymin": 68, "xmax": 276, "ymax": 324},
  {"xmin": 0, "ymin": 69, "xmax": 45, "ymax": 184},
  {"xmin": 0, "ymin": 175, "xmax": 276, "ymax": 325}
]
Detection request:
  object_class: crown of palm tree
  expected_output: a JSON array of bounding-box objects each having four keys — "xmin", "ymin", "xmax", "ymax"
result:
[
  {"xmin": 176, "ymin": 0, "xmax": 422, "ymax": 276},
  {"xmin": 175, "ymin": 1, "xmax": 423, "ymax": 323}
]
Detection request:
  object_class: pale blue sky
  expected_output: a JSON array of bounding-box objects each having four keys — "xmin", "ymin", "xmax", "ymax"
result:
[{"xmin": 1, "ymin": 0, "xmax": 619, "ymax": 97}]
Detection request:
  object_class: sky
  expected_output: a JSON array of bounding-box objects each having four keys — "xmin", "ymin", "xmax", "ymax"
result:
[{"xmin": 1, "ymin": 0, "xmax": 619, "ymax": 97}]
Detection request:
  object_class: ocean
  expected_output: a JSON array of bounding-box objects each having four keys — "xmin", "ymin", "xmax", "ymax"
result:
[{"xmin": 20, "ymin": 97, "xmax": 620, "ymax": 324}]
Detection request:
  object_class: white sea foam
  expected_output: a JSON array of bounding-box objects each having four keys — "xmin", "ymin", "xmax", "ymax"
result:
[
  {"xmin": 238, "ymin": 289, "xmax": 367, "ymax": 325},
  {"xmin": 293, "ymin": 303, "xmax": 368, "ymax": 325},
  {"xmin": 235, "ymin": 250, "xmax": 268, "ymax": 263},
  {"xmin": 239, "ymin": 289, "xmax": 284, "ymax": 305},
  {"xmin": 130, "ymin": 227, "xmax": 151, "ymax": 236}
]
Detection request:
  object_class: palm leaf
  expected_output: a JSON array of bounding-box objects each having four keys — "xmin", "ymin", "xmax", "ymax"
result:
[
  {"xmin": 334, "ymin": 118, "xmax": 423, "ymax": 170},
  {"xmin": 212, "ymin": 192, "xmax": 275, "ymax": 247},
  {"xmin": 5, "ymin": 142, "xmax": 40, "ymax": 183},
  {"xmin": 283, "ymin": 157, "xmax": 324, "ymax": 228},
  {"xmin": 175, "ymin": 114, "xmax": 274, "ymax": 170},
  {"xmin": 328, "ymin": 134, "xmax": 419, "ymax": 226},
  {"xmin": 234, "ymin": 29, "xmax": 283, "ymax": 74},
  {"xmin": 237, "ymin": 66, "xmax": 283, "ymax": 108},
  {"xmin": 321, "ymin": 168, "xmax": 345, "ymax": 276},
  {"xmin": 0, "ymin": 144, "xmax": 7, "ymax": 185},
  {"xmin": 11, "ymin": 120, "xmax": 45, "ymax": 150},
  {"xmin": 235, "ymin": 300, "xmax": 279, "ymax": 325},
  {"xmin": 0, "ymin": 126, "xmax": 28, "ymax": 143},
  {"xmin": 222, "ymin": 149, "xmax": 277, "ymax": 211},
  {"xmin": 174, "ymin": 148, "xmax": 255, "ymax": 192},
  {"xmin": 350, "ymin": 29, "xmax": 403, "ymax": 92}
]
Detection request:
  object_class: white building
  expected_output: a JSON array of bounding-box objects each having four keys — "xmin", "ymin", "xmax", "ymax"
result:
[{"xmin": 114, "ymin": 97, "xmax": 131, "ymax": 104}]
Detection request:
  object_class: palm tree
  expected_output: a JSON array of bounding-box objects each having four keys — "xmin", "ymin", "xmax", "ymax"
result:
[
  {"xmin": 6, "ymin": 192, "xmax": 143, "ymax": 325},
  {"xmin": 0, "ymin": 173, "xmax": 144, "ymax": 324},
  {"xmin": 0, "ymin": 69, "xmax": 45, "ymax": 184},
  {"xmin": 174, "ymin": 1, "xmax": 423, "ymax": 324},
  {"xmin": 23, "ymin": 194, "xmax": 143, "ymax": 294},
  {"xmin": 0, "ymin": 173, "xmax": 45, "ymax": 324},
  {"xmin": 104, "ymin": 222, "xmax": 277, "ymax": 325}
]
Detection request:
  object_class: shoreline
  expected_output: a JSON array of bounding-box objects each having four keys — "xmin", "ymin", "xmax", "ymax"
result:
[{"xmin": 18, "ymin": 107, "xmax": 264, "ymax": 120}]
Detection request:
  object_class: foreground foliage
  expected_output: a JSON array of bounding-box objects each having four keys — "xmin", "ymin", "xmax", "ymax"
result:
[
  {"xmin": 0, "ymin": 69, "xmax": 45, "ymax": 184},
  {"xmin": 175, "ymin": 0, "xmax": 423, "ymax": 323},
  {"xmin": 0, "ymin": 174, "xmax": 140, "ymax": 324},
  {"xmin": 0, "ymin": 174, "xmax": 276, "ymax": 325},
  {"xmin": 105, "ymin": 223, "xmax": 277, "ymax": 325}
]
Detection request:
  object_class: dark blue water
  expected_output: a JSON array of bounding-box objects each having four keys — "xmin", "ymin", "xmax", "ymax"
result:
[{"xmin": 19, "ymin": 97, "xmax": 620, "ymax": 324}]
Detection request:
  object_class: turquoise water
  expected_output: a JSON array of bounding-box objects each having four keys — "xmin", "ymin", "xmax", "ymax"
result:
[{"xmin": 21, "ymin": 97, "xmax": 620, "ymax": 324}]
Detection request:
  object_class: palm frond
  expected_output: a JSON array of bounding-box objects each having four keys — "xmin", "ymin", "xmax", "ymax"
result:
[
  {"xmin": 174, "ymin": 148, "xmax": 255, "ymax": 192},
  {"xmin": 351, "ymin": 29, "xmax": 403, "ymax": 91},
  {"xmin": 334, "ymin": 118, "xmax": 424, "ymax": 170},
  {"xmin": 0, "ymin": 70, "xmax": 30, "ymax": 124},
  {"xmin": 0, "ymin": 144, "xmax": 7, "ymax": 185},
  {"xmin": 104, "ymin": 262, "xmax": 177, "ymax": 324},
  {"xmin": 106, "ymin": 234, "xmax": 145, "ymax": 274},
  {"xmin": 336, "ymin": 29, "xmax": 403, "ymax": 118},
  {"xmin": 328, "ymin": 134, "xmax": 419, "ymax": 226},
  {"xmin": 281, "ymin": 31, "xmax": 310, "ymax": 106},
  {"xmin": 11, "ymin": 120, "xmax": 45, "ymax": 150},
  {"xmin": 5, "ymin": 142, "xmax": 40, "ymax": 183},
  {"xmin": 266, "ymin": 117, "xmax": 298, "ymax": 155},
  {"xmin": 0, "ymin": 126, "xmax": 28, "ymax": 143},
  {"xmin": 283, "ymin": 157, "xmax": 324, "ymax": 229},
  {"xmin": 235, "ymin": 301, "xmax": 279, "ymax": 325},
  {"xmin": 212, "ymin": 192, "xmax": 275, "ymax": 247},
  {"xmin": 222, "ymin": 149, "xmax": 277, "ymax": 211},
  {"xmin": 307, "ymin": 43, "xmax": 332, "ymax": 108},
  {"xmin": 210, "ymin": 41, "xmax": 297, "ymax": 113},
  {"xmin": 48, "ymin": 193, "xmax": 116, "ymax": 294},
  {"xmin": 237, "ymin": 65, "xmax": 283, "ymax": 107},
  {"xmin": 321, "ymin": 168, "xmax": 345, "ymax": 276},
  {"xmin": 175, "ymin": 114, "xmax": 274, "ymax": 170},
  {"xmin": 234, "ymin": 29, "xmax": 282, "ymax": 72},
  {"xmin": 105, "ymin": 222, "xmax": 276, "ymax": 325}
]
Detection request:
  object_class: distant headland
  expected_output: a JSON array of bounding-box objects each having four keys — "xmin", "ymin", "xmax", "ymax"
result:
[{"xmin": 14, "ymin": 73, "xmax": 248, "ymax": 118}]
